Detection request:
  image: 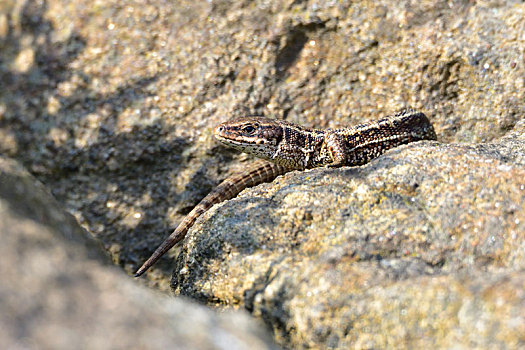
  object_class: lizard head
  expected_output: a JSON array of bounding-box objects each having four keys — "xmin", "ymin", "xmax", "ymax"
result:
[{"xmin": 213, "ymin": 117, "xmax": 283, "ymax": 160}]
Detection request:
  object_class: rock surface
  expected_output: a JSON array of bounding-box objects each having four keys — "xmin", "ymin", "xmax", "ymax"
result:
[
  {"xmin": 0, "ymin": 156, "xmax": 277, "ymax": 350},
  {"xmin": 0, "ymin": 0, "xmax": 524, "ymax": 348},
  {"xmin": 173, "ymin": 138, "xmax": 525, "ymax": 348}
]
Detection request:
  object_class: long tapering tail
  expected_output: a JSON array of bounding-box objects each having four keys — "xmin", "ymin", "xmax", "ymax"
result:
[{"xmin": 134, "ymin": 160, "xmax": 290, "ymax": 277}]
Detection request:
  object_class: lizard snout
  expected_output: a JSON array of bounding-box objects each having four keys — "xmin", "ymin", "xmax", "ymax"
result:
[{"xmin": 213, "ymin": 124, "xmax": 226, "ymax": 137}]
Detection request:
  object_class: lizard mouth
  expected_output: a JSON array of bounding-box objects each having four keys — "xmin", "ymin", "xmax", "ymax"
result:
[
  {"xmin": 215, "ymin": 135, "xmax": 243, "ymax": 146},
  {"xmin": 214, "ymin": 128, "xmax": 258, "ymax": 146},
  {"xmin": 214, "ymin": 126, "xmax": 236, "ymax": 143},
  {"xmin": 214, "ymin": 134, "xmax": 258, "ymax": 150},
  {"xmin": 213, "ymin": 130, "xmax": 241, "ymax": 145}
]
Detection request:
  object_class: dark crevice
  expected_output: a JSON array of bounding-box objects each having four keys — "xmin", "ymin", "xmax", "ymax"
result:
[{"xmin": 274, "ymin": 20, "xmax": 326, "ymax": 80}]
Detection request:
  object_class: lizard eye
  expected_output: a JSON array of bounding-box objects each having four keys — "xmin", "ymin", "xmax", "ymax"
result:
[{"xmin": 242, "ymin": 124, "xmax": 257, "ymax": 134}]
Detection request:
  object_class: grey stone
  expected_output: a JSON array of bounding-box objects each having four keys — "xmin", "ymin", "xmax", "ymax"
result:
[
  {"xmin": 173, "ymin": 139, "xmax": 525, "ymax": 349},
  {"xmin": 0, "ymin": 157, "xmax": 277, "ymax": 350},
  {"xmin": 0, "ymin": 0, "xmax": 524, "ymax": 348}
]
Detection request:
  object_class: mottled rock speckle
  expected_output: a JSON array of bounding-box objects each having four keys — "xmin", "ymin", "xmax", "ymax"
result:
[{"xmin": 1, "ymin": 0, "xmax": 524, "ymax": 348}]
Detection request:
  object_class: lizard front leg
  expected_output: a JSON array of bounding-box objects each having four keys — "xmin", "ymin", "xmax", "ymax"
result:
[{"xmin": 321, "ymin": 133, "xmax": 347, "ymax": 167}]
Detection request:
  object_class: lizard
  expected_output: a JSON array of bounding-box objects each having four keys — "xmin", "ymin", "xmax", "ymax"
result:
[{"xmin": 134, "ymin": 109, "xmax": 436, "ymax": 277}]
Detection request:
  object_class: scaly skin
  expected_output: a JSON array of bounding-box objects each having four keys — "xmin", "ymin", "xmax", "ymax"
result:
[
  {"xmin": 135, "ymin": 109, "xmax": 436, "ymax": 276},
  {"xmin": 134, "ymin": 160, "xmax": 290, "ymax": 277},
  {"xmin": 214, "ymin": 109, "xmax": 436, "ymax": 169}
]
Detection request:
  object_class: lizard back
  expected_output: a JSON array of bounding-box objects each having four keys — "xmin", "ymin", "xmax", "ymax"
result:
[
  {"xmin": 330, "ymin": 109, "xmax": 437, "ymax": 166},
  {"xmin": 215, "ymin": 109, "xmax": 437, "ymax": 169},
  {"xmin": 135, "ymin": 109, "xmax": 436, "ymax": 276}
]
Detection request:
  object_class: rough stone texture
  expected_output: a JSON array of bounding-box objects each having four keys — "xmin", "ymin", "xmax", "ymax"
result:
[
  {"xmin": 0, "ymin": 156, "xmax": 278, "ymax": 350},
  {"xmin": 0, "ymin": 0, "xmax": 524, "ymax": 348},
  {"xmin": 173, "ymin": 139, "xmax": 525, "ymax": 348}
]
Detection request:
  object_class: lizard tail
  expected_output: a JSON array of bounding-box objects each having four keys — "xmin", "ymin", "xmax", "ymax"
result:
[
  {"xmin": 133, "ymin": 226, "xmax": 187, "ymax": 277},
  {"xmin": 134, "ymin": 160, "xmax": 290, "ymax": 277}
]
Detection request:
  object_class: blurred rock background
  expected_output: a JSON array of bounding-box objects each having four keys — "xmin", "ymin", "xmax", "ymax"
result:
[
  {"xmin": 0, "ymin": 157, "xmax": 277, "ymax": 349},
  {"xmin": 0, "ymin": 0, "xmax": 523, "ymax": 348}
]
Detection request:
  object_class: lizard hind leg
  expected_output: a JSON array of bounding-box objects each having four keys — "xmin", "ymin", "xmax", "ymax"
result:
[{"xmin": 323, "ymin": 133, "xmax": 347, "ymax": 168}]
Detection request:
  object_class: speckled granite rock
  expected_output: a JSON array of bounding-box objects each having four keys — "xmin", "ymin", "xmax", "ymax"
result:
[
  {"xmin": 0, "ymin": 156, "xmax": 277, "ymax": 349},
  {"xmin": 1, "ymin": 0, "xmax": 524, "ymax": 348},
  {"xmin": 1, "ymin": 0, "xmax": 523, "ymax": 285},
  {"xmin": 173, "ymin": 137, "xmax": 525, "ymax": 348}
]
